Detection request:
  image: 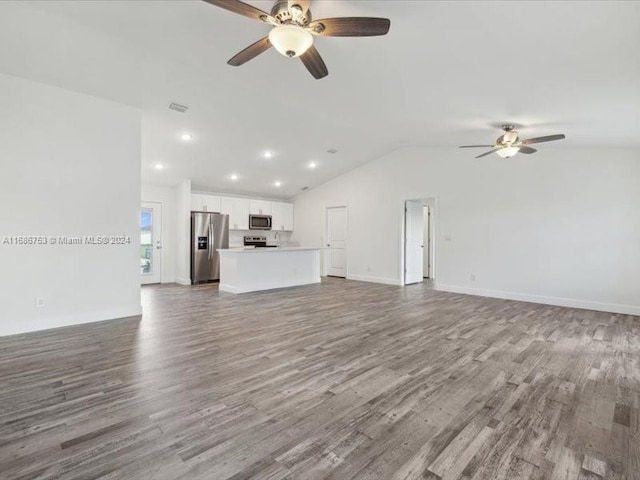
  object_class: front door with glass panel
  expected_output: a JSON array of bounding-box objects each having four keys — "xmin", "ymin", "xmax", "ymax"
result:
[{"xmin": 140, "ymin": 202, "xmax": 162, "ymax": 284}]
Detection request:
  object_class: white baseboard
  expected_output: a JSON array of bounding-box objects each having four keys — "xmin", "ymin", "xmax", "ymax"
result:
[
  {"xmin": 176, "ymin": 276, "xmax": 191, "ymax": 286},
  {"xmin": 1, "ymin": 304, "xmax": 143, "ymax": 337},
  {"xmin": 347, "ymin": 274, "xmax": 402, "ymax": 286},
  {"xmin": 435, "ymin": 283, "xmax": 640, "ymax": 316}
]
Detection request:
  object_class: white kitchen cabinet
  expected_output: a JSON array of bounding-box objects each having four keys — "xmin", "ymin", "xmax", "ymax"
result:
[
  {"xmin": 191, "ymin": 194, "xmax": 204, "ymax": 212},
  {"xmin": 192, "ymin": 195, "xmax": 287, "ymax": 230},
  {"xmin": 221, "ymin": 197, "xmax": 250, "ymax": 230},
  {"xmin": 249, "ymin": 200, "xmax": 272, "ymax": 216},
  {"xmin": 271, "ymin": 201, "xmax": 294, "ymax": 231},
  {"xmin": 191, "ymin": 194, "xmax": 221, "ymax": 213}
]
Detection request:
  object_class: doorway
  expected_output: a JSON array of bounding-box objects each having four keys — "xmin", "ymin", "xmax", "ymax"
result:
[
  {"xmin": 423, "ymin": 205, "xmax": 432, "ymax": 279},
  {"xmin": 140, "ymin": 201, "xmax": 162, "ymax": 285},
  {"xmin": 326, "ymin": 206, "xmax": 348, "ymax": 278},
  {"xmin": 404, "ymin": 198, "xmax": 435, "ymax": 285}
]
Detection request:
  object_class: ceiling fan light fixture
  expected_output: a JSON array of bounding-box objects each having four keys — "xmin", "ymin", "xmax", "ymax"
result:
[
  {"xmin": 496, "ymin": 146, "xmax": 520, "ymax": 158},
  {"xmin": 269, "ymin": 25, "xmax": 313, "ymax": 58}
]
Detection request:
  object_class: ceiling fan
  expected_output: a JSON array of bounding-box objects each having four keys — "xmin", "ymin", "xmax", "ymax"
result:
[
  {"xmin": 202, "ymin": 0, "xmax": 391, "ymax": 79},
  {"xmin": 459, "ymin": 125, "xmax": 566, "ymax": 158}
]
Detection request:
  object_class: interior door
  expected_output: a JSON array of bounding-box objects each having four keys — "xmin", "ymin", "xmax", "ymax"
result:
[
  {"xmin": 423, "ymin": 206, "xmax": 431, "ymax": 278},
  {"xmin": 191, "ymin": 212, "xmax": 212, "ymax": 284},
  {"xmin": 140, "ymin": 202, "xmax": 162, "ymax": 285},
  {"xmin": 326, "ymin": 206, "xmax": 347, "ymax": 278},
  {"xmin": 405, "ymin": 200, "xmax": 424, "ymax": 285}
]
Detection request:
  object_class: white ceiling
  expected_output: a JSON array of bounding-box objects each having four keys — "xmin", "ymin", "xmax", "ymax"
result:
[{"xmin": 1, "ymin": 1, "xmax": 639, "ymax": 199}]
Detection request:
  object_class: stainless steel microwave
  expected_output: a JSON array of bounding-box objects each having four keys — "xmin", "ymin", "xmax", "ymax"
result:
[{"xmin": 249, "ymin": 214, "xmax": 272, "ymax": 230}]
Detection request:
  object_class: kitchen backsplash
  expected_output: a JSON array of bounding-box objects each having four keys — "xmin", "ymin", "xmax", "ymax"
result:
[{"xmin": 229, "ymin": 230, "xmax": 293, "ymax": 247}]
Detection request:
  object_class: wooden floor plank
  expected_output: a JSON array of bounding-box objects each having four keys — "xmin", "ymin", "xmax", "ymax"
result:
[{"xmin": 0, "ymin": 278, "xmax": 638, "ymax": 479}]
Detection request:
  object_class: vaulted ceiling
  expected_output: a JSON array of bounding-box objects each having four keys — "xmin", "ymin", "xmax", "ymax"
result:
[{"xmin": 1, "ymin": 1, "xmax": 638, "ymax": 198}]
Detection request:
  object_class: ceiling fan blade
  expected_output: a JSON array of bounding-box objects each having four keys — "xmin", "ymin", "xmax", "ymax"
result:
[
  {"xmin": 520, "ymin": 134, "xmax": 566, "ymax": 145},
  {"xmin": 227, "ymin": 37, "xmax": 271, "ymax": 66},
  {"xmin": 475, "ymin": 148, "xmax": 501, "ymax": 159},
  {"xmin": 459, "ymin": 145, "xmax": 494, "ymax": 148},
  {"xmin": 289, "ymin": 0, "xmax": 311, "ymax": 14},
  {"xmin": 518, "ymin": 146, "xmax": 537, "ymax": 154},
  {"xmin": 202, "ymin": 0, "xmax": 271, "ymax": 22},
  {"xmin": 300, "ymin": 45, "xmax": 328, "ymax": 79},
  {"xmin": 309, "ymin": 17, "xmax": 391, "ymax": 37}
]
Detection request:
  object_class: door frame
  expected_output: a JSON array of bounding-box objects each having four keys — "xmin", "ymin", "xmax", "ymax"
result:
[
  {"xmin": 400, "ymin": 196, "xmax": 437, "ymax": 286},
  {"xmin": 141, "ymin": 201, "xmax": 163, "ymax": 285},
  {"xmin": 324, "ymin": 205, "xmax": 348, "ymax": 278}
]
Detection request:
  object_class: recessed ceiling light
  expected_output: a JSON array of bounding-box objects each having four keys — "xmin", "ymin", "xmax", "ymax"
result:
[
  {"xmin": 181, "ymin": 133, "xmax": 193, "ymax": 142},
  {"xmin": 274, "ymin": 181, "xmax": 282, "ymax": 187},
  {"xmin": 154, "ymin": 163, "xmax": 164, "ymax": 170},
  {"xmin": 263, "ymin": 151, "xmax": 273, "ymax": 159},
  {"xmin": 308, "ymin": 161, "xmax": 318, "ymax": 169},
  {"xmin": 230, "ymin": 173, "xmax": 238, "ymax": 181}
]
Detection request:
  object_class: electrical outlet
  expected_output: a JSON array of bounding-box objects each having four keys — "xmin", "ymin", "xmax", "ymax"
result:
[
  {"xmin": 36, "ymin": 298, "xmax": 45, "ymax": 308},
  {"xmin": 470, "ymin": 274, "xmax": 476, "ymax": 282},
  {"xmin": 367, "ymin": 265, "xmax": 371, "ymax": 272}
]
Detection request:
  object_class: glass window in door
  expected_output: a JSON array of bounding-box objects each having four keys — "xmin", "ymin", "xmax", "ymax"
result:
[{"xmin": 140, "ymin": 209, "xmax": 153, "ymax": 275}]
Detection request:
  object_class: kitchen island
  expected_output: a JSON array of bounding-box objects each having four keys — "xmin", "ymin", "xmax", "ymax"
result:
[{"xmin": 218, "ymin": 247, "xmax": 322, "ymax": 294}]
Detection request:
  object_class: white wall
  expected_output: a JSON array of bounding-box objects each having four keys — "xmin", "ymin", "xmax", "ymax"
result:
[
  {"xmin": 291, "ymin": 146, "xmax": 640, "ymax": 315},
  {"xmin": 175, "ymin": 179, "xmax": 192, "ymax": 285},
  {"xmin": 141, "ymin": 184, "xmax": 177, "ymax": 283},
  {"xmin": 0, "ymin": 73, "xmax": 142, "ymax": 336}
]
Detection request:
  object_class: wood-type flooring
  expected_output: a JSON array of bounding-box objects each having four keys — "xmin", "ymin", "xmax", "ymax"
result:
[{"xmin": 1, "ymin": 278, "xmax": 639, "ymax": 479}]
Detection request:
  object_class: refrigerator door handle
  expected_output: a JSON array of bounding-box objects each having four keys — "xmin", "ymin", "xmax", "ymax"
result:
[
  {"xmin": 208, "ymin": 223, "xmax": 213, "ymax": 260},
  {"xmin": 211, "ymin": 222, "xmax": 216, "ymax": 256}
]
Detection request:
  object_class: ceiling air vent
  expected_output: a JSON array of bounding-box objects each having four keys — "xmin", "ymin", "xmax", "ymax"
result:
[
  {"xmin": 168, "ymin": 103, "xmax": 189, "ymax": 113},
  {"xmin": 301, "ymin": 186, "xmax": 309, "ymax": 191}
]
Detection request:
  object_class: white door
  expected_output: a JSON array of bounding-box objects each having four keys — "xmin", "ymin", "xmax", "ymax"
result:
[
  {"xmin": 140, "ymin": 202, "xmax": 162, "ymax": 284},
  {"xmin": 405, "ymin": 200, "xmax": 424, "ymax": 284},
  {"xmin": 423, "ymin": 206, "xmax": 431, "ymax": 278},
  {"xmin": 326, "ymin": 206, "xmax": 347, "ymax": 277}
]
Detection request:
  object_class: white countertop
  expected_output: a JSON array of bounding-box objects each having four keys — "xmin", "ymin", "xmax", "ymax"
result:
[{"xmin": 219, "ymin": 247, "xmax": 323, "ymax": 254}]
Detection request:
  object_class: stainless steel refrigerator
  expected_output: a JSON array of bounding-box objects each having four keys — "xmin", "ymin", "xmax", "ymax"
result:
[{"xmin": 191, "ymin": 212, "xmax": 229, "ymax": 284}]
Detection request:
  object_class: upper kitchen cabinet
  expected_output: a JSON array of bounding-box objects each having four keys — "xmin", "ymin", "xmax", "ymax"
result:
[
  {"xmin": 191, "ymin": 194, "xmax": 291, "ymax": 231},
  {"xmin": 221, "ymin": 197, "xmax": 250, "ymax": 230},
  {"xmin": 249, "ymin": 200, "xmax": 272, "ymax": 216},
  {"xmin": 191, "ymin": 194, "xmax": 221, "ymax": 213},
  {"xmin": 271, "ymin": 202, "xmax": 294, "ymax": 231}
]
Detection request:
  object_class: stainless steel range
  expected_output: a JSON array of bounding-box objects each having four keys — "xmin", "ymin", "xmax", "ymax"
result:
[{"xmin": 243, "ymin": 236, "xmax": 277, "ymax": 248}]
